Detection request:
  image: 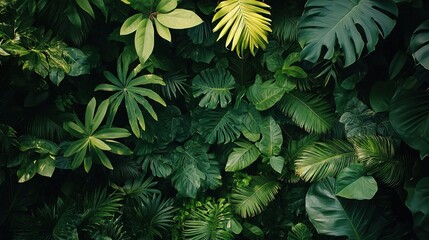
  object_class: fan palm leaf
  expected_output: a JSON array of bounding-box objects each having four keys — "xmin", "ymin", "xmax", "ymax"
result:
[
  {"xmin": 295, "ymin": 140, "xmax": 356, "ymax": 182},
  {"xmin": 231, "ymin": 176, "xmax": 280, "ymax": 218},
  {"xmin": 212, "ymin": 0, "xmax": 272, "ymax": 57}
]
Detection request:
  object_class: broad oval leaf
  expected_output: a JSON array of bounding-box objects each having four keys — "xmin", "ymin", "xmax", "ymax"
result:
[
  {"xmin": 295, "ymin": 140, "xmax": 356, "ymax": 182},
  {"xmin": 410, "ymin": 20, "xmax": 429, "ymax": 70},
  {"xmin": 280, "ymin": 91, "xmax": 335, "ymax": 134},
  {"xmin": 306, "ymin": 177, "xmax": 388, "ymax": 239},
  {"xmin": 225, "ymin": 141, "xmax": 261, "ymax": 172},
  {"xmin": 246, "ymin": 77, "xmax": 285, "ymax": 111},
  {"xmin": 157, "ymin": 9, "xmax": 203, "ymax": 29},
  {"xmin": 335, "ymin": 163, "xmax": 378, "ymax": 200},
  {"xmin": 298, "ymin": 0, "xmax": 398, "ymax": 66},
  {"xmin": 135, "ymin": 19, "xmax": 155, "ymax": 64},
  {"xmin": 120, "ymin": 13, "xmax": 144, "ymax": 35},
  {"xmin": 154, "ymin": 18, "xmax": 172, "ymax": 42},
  {"xmin": 156, "ymin": 0, "xmax": 177, "ymax": 13},
  {"xmin": 255, "ymin": 116, "xmax": 283, "ymax": 157},
  {"xmin": 192, "ymin": 68, "xmax": 236, "ymax": 109}
]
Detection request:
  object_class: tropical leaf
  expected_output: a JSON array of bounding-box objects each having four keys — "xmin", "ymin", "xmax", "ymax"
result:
[
  {"xmin": 225, "ymin": 141, "xmax": 261, "ymax": 172},
  {"xmin": 390, "ymin": 89, "xmax": 429, "ymax": 159},
  {"xmin": 183, "ymin": 198, "xmax": 235, "ymax": 240},
  {"xmin": 335, "ymin": 163, "xmax": 378, "ymax": 200},
  {"xmin": 231, "ymin": 176, "xmax": 280, "ymax": 218},
  {"xmin": 279, "ymin": 90, "xmax": 335, "ymax": 134},
  {"xmin": 212, "ymin": 0, "xmax": 272, "ymax": 56},
  {"xmin": 255, "ymin": 116, "xmax": 283, "ymax": 157},
  {"xmin": 405, "ymin": 177, "xmax": 429, "ymax": 239},
  {"xmin": 298, "ymin": 0, "xmax": 398, "ymax": 66},
  {"xmin": 306, "ymin": 177, "xmax": 388, "ymax": 239},
  {"xmin": 271, "ymin": 1, "xmax": 301, "ymax": 43},
  {"xmin": 339, "ymin": 97, "xmax": 376, "ymax": 138},
  {"xmin": 158, "ymin": 70, "xmax": 189, "ymax": 100},
  {"xmin": 410, "ymin": 20, "xmax": 429, "ymax": 70},
  {"xmin": 192, "ymin": 68, "xmax": 236, "ymax": 109},
  {"xmin": 295, "ymin": 140, "xmax": 356, "ymax": 182},
  {"xmin": 351, "ymin": 136, "xmax": 407, "ymax": 187},
  {"xmin": 288, "ymin": 223, "xmax": 313, "ymax": 240},
  {"xmin": 196, "ymin": 108, "xmax": 242, "ymax": 144},
  {"xmin": 246, "ymin": 76, "xmax": 285, "ymax": 111}
]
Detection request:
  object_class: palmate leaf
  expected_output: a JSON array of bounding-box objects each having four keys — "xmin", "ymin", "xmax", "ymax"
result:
[
  {"xmin": 231, "ymin": 176, "xmax": 280, "ymax": 218},
  {"xmin": 196, "ymin": 108, "xmax": 242, "ymax": 144},
  {"xmin": 298, "ymin": 0, "xmax": 398, "ymax": 66},
  {"xmin": 280, "ymin": 90, "xmax": 335, "ymax": 134},
  {"xmin": 192, "ymin": 68, "xmax": 236, "ymax": 109},
  {"xmin": 306, "ymin": 178, "xmax": 388, "ymax": 239},
  {"xmin": 410, "ymin": 20, "xmax": 429, "ymax": 70},
  {"xmin": 352, "ymin": 136, "xmax": 407, "ymax": 187},
  {"xmin": 212, "ymin": 0, "xmax": 272, "ymax": 57},
  {"xmin": 295, "ymin": 140, "xmax": 356, "ymax": 182}
]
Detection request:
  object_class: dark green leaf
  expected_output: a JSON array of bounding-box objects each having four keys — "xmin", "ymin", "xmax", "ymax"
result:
[
  {"xmin": 410, "ymin": 20, "xmax": 429, "ymax": 70},
  {"xmin": 335, "ymin": 163, "xmax": 378, "ymax": 200},
  {"xmin": 255, "ymin": 116, "xmax": 283, "ymax": 157},
  {"xmin": 225, "ymin": 141, "xmax": 260, "ymax": 172}
]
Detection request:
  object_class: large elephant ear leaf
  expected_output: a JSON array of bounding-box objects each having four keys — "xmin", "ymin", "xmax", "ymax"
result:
[
  {"xmin": 410, "ymin": 20, "xmax": 429, "ymax": 70},
  {"xmin": 306, "ymin": 178, "xmax": 388, "ymax": 239},
  {"xmin": 298, "ymin": 0, "xmax": 398, "ymax": 66},
  {"xmin": 192, "ymin": 68, "xmax": 236, "ymax": 109},
  {"xmin": 390, "ymin": 89, "xmax": 429, "ymax": 159}
]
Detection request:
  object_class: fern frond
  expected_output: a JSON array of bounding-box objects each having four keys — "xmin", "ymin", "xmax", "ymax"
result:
[
  {"xmin": 231, "ymin": 176, "xmax": 280, "ymax": 218},
  {"xmin": 295, "ymin": 140, "xmax": 356, "ymax": 182},
  {"xmin": 280, "ymin": 90, "xmax": 335, "ymax": 134},
  {"xmin": 212, "ymin": 0, "xmax": 272, "ymax": 57}
]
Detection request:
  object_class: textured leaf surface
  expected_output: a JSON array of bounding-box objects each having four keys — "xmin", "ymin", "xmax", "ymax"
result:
[
  {"xmin": 335, "ymin": 163, "xmax": 377, "ymax": 200},
  {"xmin": 410, "ymin": 20, "xmax": 429, "ymax": 70},
  {"xmin": 226, "ymin": 141, "xmax": 260, "ymax": 172},
  {"xmin": 255, "ymin": 117, "xmax": 283, "ymax": 157}
]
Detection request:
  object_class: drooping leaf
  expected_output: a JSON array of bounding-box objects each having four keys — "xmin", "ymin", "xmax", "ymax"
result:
[
  {"xmin": 255, "ymin": 116, "xmax": 283, "ymax": 157},
  {"xmin": 410, "ymin": 20, "xmax": 429, "ymax": 70},
  {"xmin": 280, "ymin": 91, "xmax": 335, "ymax": 134},
  {"xmin": 212, "ymin": 0, "xmax": 272, "ymax": 56},
  {"xmin": 335, "ymin": 163, "xmax": 378, "ymax": 200},
  {"xmin": 225, "ymin": 141, "xmax": 261, "ymax": 172},
  {"xmin": 306, "ymin": 177, "xmax": 388, "ymax": 239},
  {"xmin": 298, "ymin": 0, "xmax": 398, "ymax": 66},
  {"xmin": 295, "ymin": 140, "xmax": 356, "ymax": 182},
  {"xmin": 352, "ymin": 136, "xmax": 407, "ymax": 187},
  {"xmin": 192, "ymin": 68, "xmax": 236, "ymax": 109},
  {"xmin": 231, "ymin": 176, "xmax": 280, "ymax": 218}
]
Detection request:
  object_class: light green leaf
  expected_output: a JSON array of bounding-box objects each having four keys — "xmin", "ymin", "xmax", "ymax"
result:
[
  {"xmin": 154, "ymin": 18, "xmax": 172, "ymax": 42},
  {"xmin": 282, "ymin": 65, "xmax": 307, "ymax": 79},
  {"xmin": 36, "ymin": 156, "xmax": 56, "ymax": 177},
  {"xmin": 94, "ymin": 147, "xmax": 113, "ymax": 170},
  {"xmin": 335, "ymin": 163, "xmax": 378, "ymax": 200},
  {"xmin": 157, "ymin": 9, "xmax": 203, "ymax": 29},
  {"xmin": 105, "ymin": 140, "xmax": 133, "ymax": 155},
  {"xmin": 255, "ymin": 116, "xmax": 283, "ymax": 157},
  {"xmin": 269, "ymin": 156, "xmax": 285, "ymax": 174},
  {"xmin": 93, "ymin": 128, "xmax": 131, "ymax": 139},
  {"xmin": 120, "ymin": 13, "xmax": 144, "ymax": 35},
  {"xmin": 156, "ymin": 0, "xmax": 177, "ymax": 13},
  {"xmin": 135, "ymin": 19, "xmax": 155, "ymax": 64},
  {"xmin": 225, "ymin": 141, "xmax": 261, "ymax": 172}
]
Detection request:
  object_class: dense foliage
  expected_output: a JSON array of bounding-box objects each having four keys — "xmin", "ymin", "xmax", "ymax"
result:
[{"xmin": 1, "ymin": 0, "xmax": 429, "ymax": 239}]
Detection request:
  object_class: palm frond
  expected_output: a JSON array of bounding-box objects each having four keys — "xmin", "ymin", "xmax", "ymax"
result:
[
  {"xmin": 295, "ymin": 140, "xmax": 356, "ymax": 182},
  {"xmin": 115, "ymin": 176, "xmax": 160, "ymax": 201},
  {"xmin": 158, "ymin": 70, "xmax": 189, "ymax": 100},
  {"xmin": 271, "ymin": 1, "xmax": 302, "ymax": 43},
  {"xmin": 212, "ymin": 0, "xmax": 272, "ymax": 57},
  {"xmin": 351, "ymin": 136, "xmax": 407, "ymax": 187},
  {"xmin": 231, "ymin": 176, "xmax": 280, "ymax": 218},
  {"xmin": 279, "ymin": 90, "xmax": 335, "ymax": 134},
  {"xmin": 90, "ymin": 217, "xmax": 130, "ymax": 240},
  {"xmin": 196, "ymin": 108, "xmax": 242, "ymax": 144}
]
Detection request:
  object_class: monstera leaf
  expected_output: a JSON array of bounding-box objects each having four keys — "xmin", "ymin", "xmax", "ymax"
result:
[
  {"xmin": 390, "ymin": 89, "xmax": 429, "ymax": 159},
  {"xmin": 306, "ymin": 178, "xmax": 388, "ymax": 239},
  {"xmin": 212, "ymin": 0, "xmax": 271, "ymax": 57},
  {"xmin": 192, "ymin": 68, "xmax": 236, "ymax": 109},
  {"xmin": 410, "ymin": 20, "xmax": 429, "ymax": 70},
  {"xmin": 298, "ymin": 0, "xmax": 398, "ymax": 66}
]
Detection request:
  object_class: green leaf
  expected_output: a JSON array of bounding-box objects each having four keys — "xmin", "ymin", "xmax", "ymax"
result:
[
  {"xmin": 269, "ymin": 156, "xmax": 285, "ymax": 174},
  {"xmin": 75, "ymin": 0, "xmax": 95, "ymax": 18},
  {"xmin": 225, "ymin": 141, "xmax": 261, "ymax": 172},
  {"xmin": 406, "ymin": 177, "xmax": 429, "ymax": 239},
  {"xmin": 156, "ymin": 0, "xmax": 177, "ymax": 13},
  {"xmin": 410, "ymin": 20, "xmax": 429, "ymax": 70},
  {"xmin": 298, "ymin": 0, "xmax": 398, "ymax": 66},
  {"xmin": 306, "ymin": 177, "xmax": 388, "ymax": 239},
  {"xmin": 282, "ymin": 66, "xmax": 307, "ymax": 79},
  {"xmin": 231, "ymin": 176, "xmax": 280, "ymax": 218},
  {"xmin": 280, "ymin": 91, "xmax": 335, "ymax": 134},
  {"xmin": 212, "ymin": 0, "xmax": 271, "ymax": 56},
  {"xmin": 390, "ymin": 89, "xmax": 429, "ymax": 159},
  {"xmin": 369, "ymin": 81, "xmax": 395, "ymax": 112},
  {"xmin": 154, "ymin": 18, "xmax": 171, "ymax": 42},
  {"xmin": 255, "ymin": 116, "xmax": 283, "ymax": 157},
  {"xmin": 135, "ymin": 19, "xmax": 155, "ymax": 64},
  {"xmin": 339, "ymin": 97, "xmax": 376, "ymax": 138},
  {"xmin": 36, "ymin": 156, "xmax": 56, "ymax": 178},
  {"xmin": 93, "ymin": 147, "xmax": 113, "ymax": 170},
  {"xmin": 335, "ymin": 163, "xmax": 378, "ymax": 200},
  {"xmin": 295, "ymin": 140, "xmax": 356, "ymax": 182},
  {"xmin": 288, "ymin": 223, "xmax": 313, "ymax": 240},
  {"xmin": 93, "ymin": 128, "xmax": 131, "ymax": 139},
  {"xmin": 157, "ymin": 9, "xmax": 203, "ymax": 29},
  {"xmin": 246, "ymin": 76, "xmax": 285, "ymax": 111},
  {"xmin": 64, "ymin": 47, "xmax": 90, "ymax": 77},
  {"xmin": 192, "ymin": 68, "xmax": 236, "ymax": 109},
  {"xmin": 120, "ymin": 13, "xmax": 144, "ymax": 35},
  {"xmin": 104, "ymin": 140, "xmax": 133, "ymax": 155},
  {"xmin": 196, "ymin": 108, "xmax": 242, "ymax": 144}
]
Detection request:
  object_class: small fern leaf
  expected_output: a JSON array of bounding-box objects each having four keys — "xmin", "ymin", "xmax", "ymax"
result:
[{"xmin": 280, "ymin": 91, "xmax": 335, "ymax": 134}]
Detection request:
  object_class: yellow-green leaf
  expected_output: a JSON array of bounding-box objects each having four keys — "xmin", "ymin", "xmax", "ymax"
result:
[{"xmin": 157, "ymin": 9, "xmax": 203, "ymax": 29}]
